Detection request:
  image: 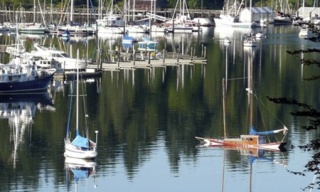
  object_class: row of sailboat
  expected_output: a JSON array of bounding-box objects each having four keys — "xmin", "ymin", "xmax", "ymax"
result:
[{"xmin": 2, "ymin": 0, "xmax": 212, "ymax": 37}]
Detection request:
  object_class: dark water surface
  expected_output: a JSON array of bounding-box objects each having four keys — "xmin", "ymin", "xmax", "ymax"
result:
[{"xmin": 0, "ymin": 25, "xmax": 320, "ymax": 192}]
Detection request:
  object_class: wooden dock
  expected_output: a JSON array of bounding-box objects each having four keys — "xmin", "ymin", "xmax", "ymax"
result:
[
  {"xmin": 53, "ymin": 56, "xmax": 206, "ymax": 80},
  {"xmin": 94, "ymin": 45, "xmax": 208, "ymax": 71},
  {"xmin": 89, "ymin": 57, "xmax": 206, "ymax": 71}
]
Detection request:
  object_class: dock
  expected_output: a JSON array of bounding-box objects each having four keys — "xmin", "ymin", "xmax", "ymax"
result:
[
  {"xmin": 89, "ymin": 57, "xmax": 206, "ymax": 71},
  {"xmin": 52, "ymin": 55, "xmax": 206, "ymax": 80},
  {"xmin": 87, "ymin": 48, "xmax": 207, "ymax": 71}
]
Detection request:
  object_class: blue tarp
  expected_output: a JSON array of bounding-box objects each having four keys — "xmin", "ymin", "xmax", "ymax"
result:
[
  {"xmin": 122, "ymin": 35, "xmax": 135, "ymax": 41},
  {"xmin": 71, "ymin": 135, "xmax": 89, "ymax": 148},
  {"xmin": 250, "ymin": 126, "xmax": 275, "ymax": 135}
]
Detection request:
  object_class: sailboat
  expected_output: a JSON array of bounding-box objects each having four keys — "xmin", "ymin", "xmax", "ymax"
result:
[
  {"xmin": 64, "ymin": 50, "xmax": 98, "ymax": 159},
  {"xmin": 196, "ymin": 47, "xmax": 288, "ymax": 152},
  {"xmin": 164, "ymin": 0, "xmax": 196, "ymax": 33}
]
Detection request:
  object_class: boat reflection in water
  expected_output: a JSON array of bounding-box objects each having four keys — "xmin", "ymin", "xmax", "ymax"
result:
[
  {"xmin": 0, "ymin": 92, "xmax": 55, "ymax": 168},
  {"xmin": 65, "ymin": 157, "xmax": 97, "ymax": 191}
]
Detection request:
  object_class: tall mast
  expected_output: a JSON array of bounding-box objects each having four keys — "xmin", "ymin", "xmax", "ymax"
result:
[
  {"xmin": 222, "ymin": 78, "xmax": 226, "ymax": 139},
  {"xmin": 70, "ymin": 0, "xmax": 74, "ymax": 22},
  {"xmin": 76, "ymin": 49, "xmax": 79, "ymax": 134},
  {"xmin": 34, "ymin": 0, "xmax": 36, "ymax": 23}
]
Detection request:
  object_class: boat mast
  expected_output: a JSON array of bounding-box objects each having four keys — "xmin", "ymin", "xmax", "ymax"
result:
[
  {"xmin": 248, "ymin": 49, "xmax": 253, "ymax": 129},
  {"xmin": 222, "ymin": 78, "xmax": 226, "ymax": 139},
  {"xmin": 34, "ymin": 0, "xmax": 36, "ymax": 23},
  {"xmin": 76, "ymin": 49, "xmax": 79, "ymax": 135},
  {"xmin": 70, "ymin": 0, "xmax": 74, "ymax": 23}
]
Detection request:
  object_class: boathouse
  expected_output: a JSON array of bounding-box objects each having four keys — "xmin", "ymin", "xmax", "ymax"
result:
[
  {"xmin": 296, "ymin": 7, "xmax": 320, "ymax": 20},
  {"xmin": 239, "ymin": 7, "xmax": 274, "ymax": 24}
]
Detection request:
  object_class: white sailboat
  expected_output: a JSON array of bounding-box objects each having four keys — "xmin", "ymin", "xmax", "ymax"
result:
[
  {"xmin": 19, "ymin": 0, "xmax": 49, "ymax": 34},
  {"xmin": 64, "ymin": 50, "xmax": 98, "ymax": 159},
  {"xmin": 214, "ymin": 0, "xmax": 258, "ymax": 28},
  {"xmin": 165, "ymin": 0, "xmax": 196, "ymax": 33},
  {"xmin": 96, "ymin": 0, "xmax": 125, "ymax": 34},
  {"xmin": 57, "ymin": 0, "xmax": 95, "ymax": 36}
]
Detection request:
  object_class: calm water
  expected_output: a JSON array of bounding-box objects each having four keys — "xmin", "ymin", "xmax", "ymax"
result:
[{"xmin": 0, "ymin": 25, "xmax": 320, "ymax": 192}]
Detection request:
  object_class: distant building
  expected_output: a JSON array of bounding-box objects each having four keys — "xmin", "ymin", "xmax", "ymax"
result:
[
  {"xmin": 296, "ymin": 7, "xmax": 320, "ymax": 20},
  {"xmin": 239, "ymin": 7, "xmax": 274, "ymax": 23}
]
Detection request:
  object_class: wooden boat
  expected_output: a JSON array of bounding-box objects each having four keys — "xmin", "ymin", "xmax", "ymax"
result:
[
  {"xmin": 64, "ymin": 49, "xmax": 98, "ymax": 159},
  {"xmin": 196, "ymin": 125, "xmax": 288, "ymax": 152},
  {"xmin": 196, "ymin": 47, "xmax": 288, "ymax": 152}
]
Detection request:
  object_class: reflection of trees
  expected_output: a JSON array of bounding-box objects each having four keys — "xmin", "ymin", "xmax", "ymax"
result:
[
  {"xmin": 97, "ymin": 65, "xmax": 213, "ymax": 175},
  {"xmin": 267, "ymin": 24, "xmax": 320, "ymax": 189}
]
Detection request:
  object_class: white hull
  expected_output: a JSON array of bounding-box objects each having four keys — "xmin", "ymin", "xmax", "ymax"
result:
[
  {"xmin": 53, "ymin": 58, "xmax": 88, "ymax": 71},
  {"xmin": 98, "ymin": 26, "xmax": 124, "ymax": 34},
  {"xmin": 65, "ymin": 157, "xmax": 97, "ymax": 168},
  {"xmin": 64, "ymin": 140, "xmax": 97, "ymax": 159},
  {"xmin": 31, "ymin": 44, "xmax": 88, "ymax": 71},
  {"xmin": 125, "ymin": 25, "xmax": 149, "ymax": 33},
  {"xmin": 192, "ymin": 18, "xmax": 213, "ymax": 26},
  {"xmin": 215, "ymin": 18, "xmax": 258, "ymax": 29},
  {"xmin": 299, "ymin": 27, "xmax": 313, "ymax": 38},
  {"xmin": 166, "ymin": 26, "xmax": 193, "ymax": 33},
  {"xmin": 150, "ymin": 25, "xmax": 166, "ymax": 33},
  {"xmin": 255, "ymin": 142, "xmax": 285, "ymax": 151}
]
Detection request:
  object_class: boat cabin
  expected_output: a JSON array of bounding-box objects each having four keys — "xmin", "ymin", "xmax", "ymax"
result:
[
  {"xmin": 240, "ymin": 135, "xmax": 266, "ymax": 146},
  {"xmin": 138, "ymin": 40, "xmax": 158, "ymax": 52}
]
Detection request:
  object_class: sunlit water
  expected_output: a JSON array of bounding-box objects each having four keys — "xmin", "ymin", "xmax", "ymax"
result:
[{"xmin": 0, "ymin": 25, "xmax": 319, "ymax": 192}]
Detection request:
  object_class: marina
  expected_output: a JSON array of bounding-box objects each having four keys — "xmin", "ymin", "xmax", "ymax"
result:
[
  {"xmin": 0, "ymin": 0, "xmax": 320, "ymax": 191},
  {"xmin": 0, "ymin": 23, "xmax": 318, "ymax": 192}
]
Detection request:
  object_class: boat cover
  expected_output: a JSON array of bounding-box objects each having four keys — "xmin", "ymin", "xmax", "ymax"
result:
[
  {"xmin": 250, "ymin": 126, "xmax": 276, "ymax": 135},
  {"xmin": 71, "ymin": 135, "xmax": 89, "ymax": 148}
]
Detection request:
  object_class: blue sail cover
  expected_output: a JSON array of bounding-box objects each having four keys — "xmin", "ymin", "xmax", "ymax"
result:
[
  {"xmin": 71, "ymin": 135, "xmax": 89, "ymax": 148},
  {"xmin": 250, "ymin": 126, "xmax": 276, "ymax": 135}
]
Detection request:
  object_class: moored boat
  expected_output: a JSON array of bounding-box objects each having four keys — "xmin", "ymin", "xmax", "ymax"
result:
[
  {"xmin": 31, "ymin": 43, "xmax": 88, "ymax": 71},
  {"xmin": 0, "ymin": 61, "xmax": 56, "ymax": 93},
  {"xmin": 196, "ymin": 126, "xmax": 288, "ymax": 151},
  {"xmin": 64, "ymin": 49, "xmax": 98, "ymax": 159}
]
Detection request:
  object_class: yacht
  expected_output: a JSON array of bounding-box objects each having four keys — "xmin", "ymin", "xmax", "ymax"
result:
[{"xmin": 30, "ymin": 43, "xmax": 88, "ymax": 71}]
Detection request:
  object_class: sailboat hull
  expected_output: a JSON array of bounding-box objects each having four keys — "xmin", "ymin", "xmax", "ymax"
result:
[
  {"xmin": 64, "ymin": 141, "xmax": 97, "ymax": 159},
  {"xmin": 195, "ymin": 136, "xmax": 286, "ymax": 152}
]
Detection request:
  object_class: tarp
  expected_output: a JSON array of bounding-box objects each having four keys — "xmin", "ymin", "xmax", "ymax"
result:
[
  {"xmin": 250, "ymin": 126, "xmax": 276, "ymax": 135},
  {"xmin": 71, "ymin": 135, "xmax": 89, "ymax": 148},
  {"xmin": 122, "ymin": 35, "xmax": 135, "ymax": 41}
]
